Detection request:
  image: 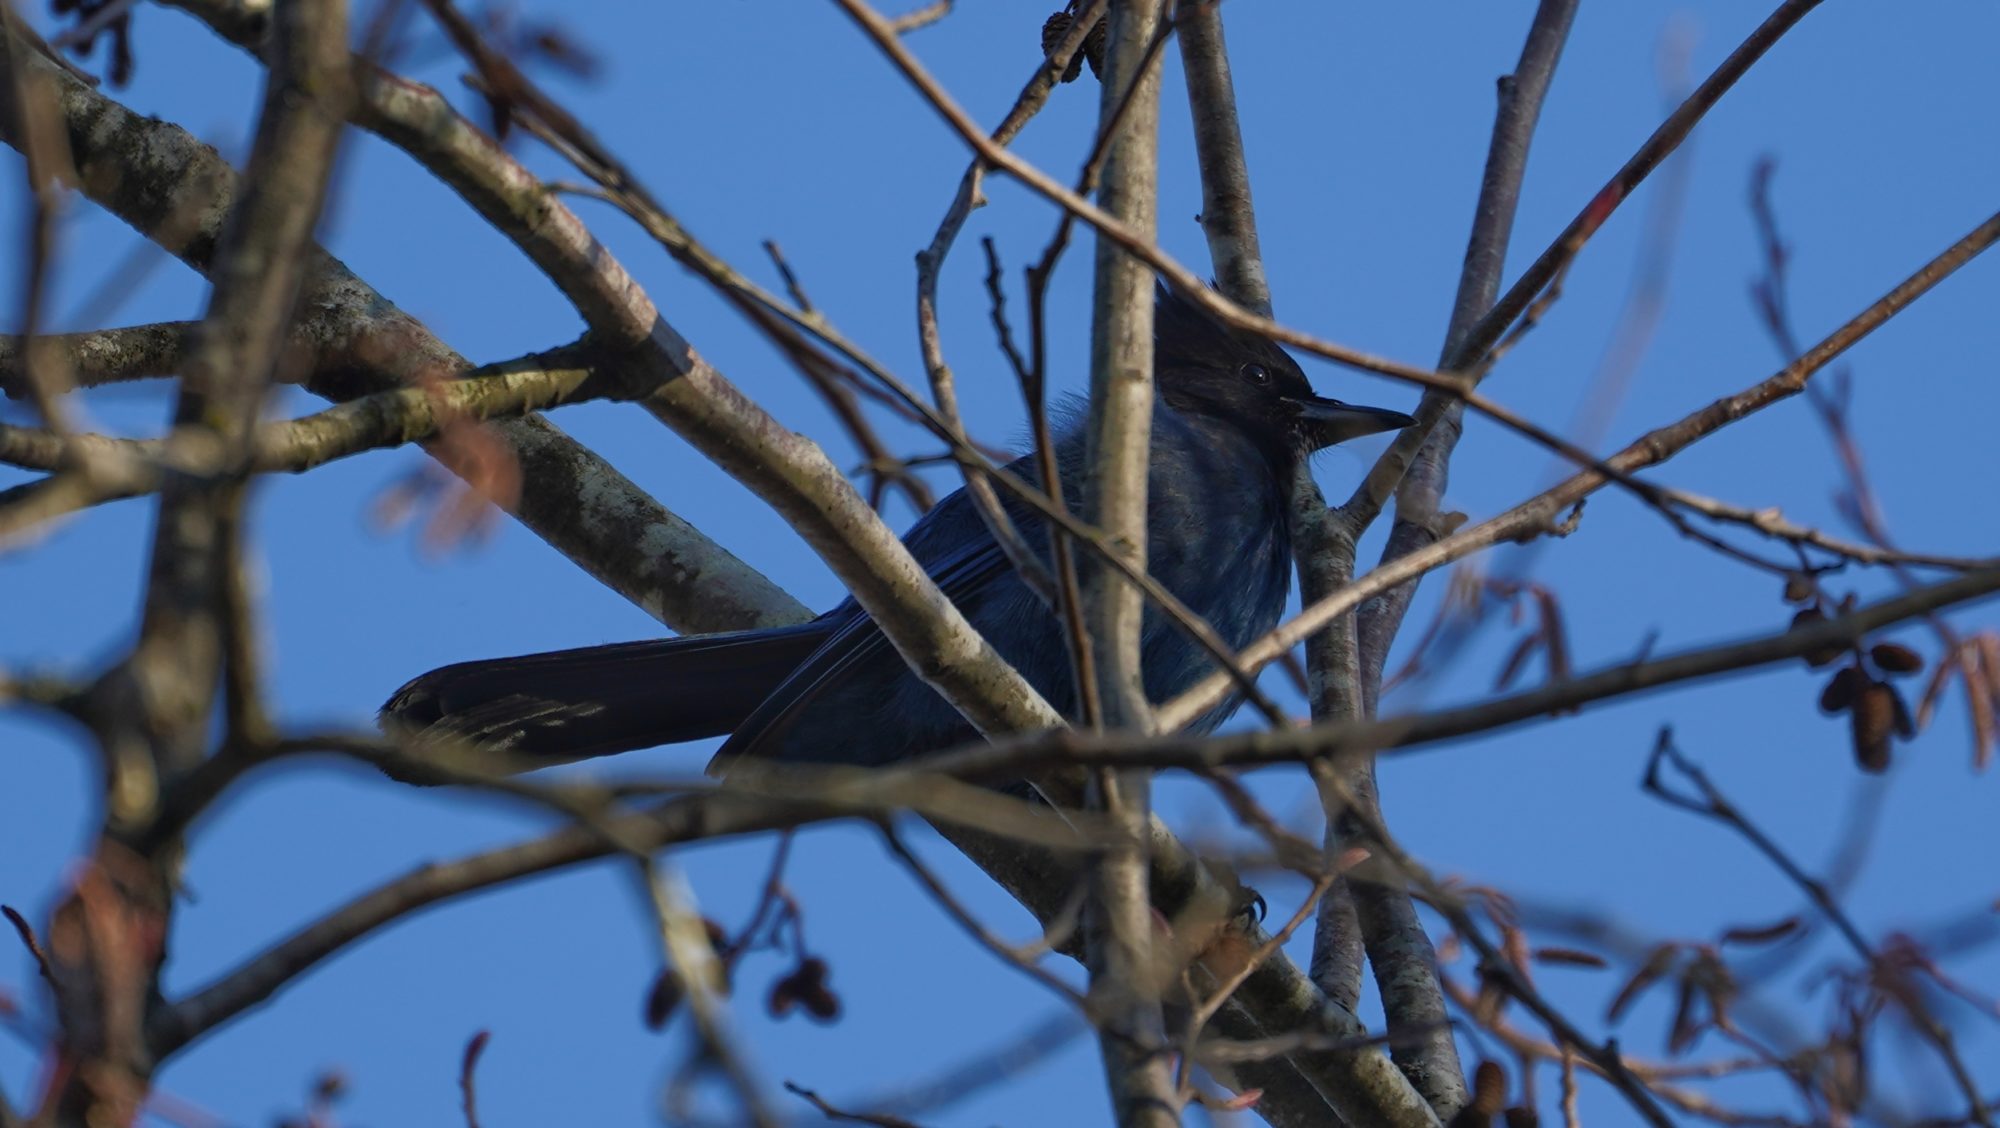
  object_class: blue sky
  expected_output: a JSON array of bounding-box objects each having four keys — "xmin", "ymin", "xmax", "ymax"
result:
[{"xmin": 4, "ymin": 1, "xmax": 1999, "ymax": 1124}]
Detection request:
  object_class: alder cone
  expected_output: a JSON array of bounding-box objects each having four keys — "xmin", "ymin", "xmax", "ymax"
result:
[
  {"xmin": 1871, "ymin": 641, "xmax": 1924, "ymax": 675},
  {"xmin": 1819, "ymin": 665, "xmax": 1863, "ymax": 714},
  {"xmin": 1851, "ymin": 682, "xmax": 1896, "ymax": 773},
  {"xmin": 1039, "ymin": 12, "xmax": 1085, "ymax": 82}
]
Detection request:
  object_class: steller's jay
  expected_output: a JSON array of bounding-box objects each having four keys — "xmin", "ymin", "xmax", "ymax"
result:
[{"xmin": 380, "ymin": 287, "xmax": 1413, "ymax": 771}]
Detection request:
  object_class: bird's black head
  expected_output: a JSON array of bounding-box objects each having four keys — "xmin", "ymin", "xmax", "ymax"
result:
[{"xmin": 1152, "ymin": 284, "xmax": 1413, "ymax": 462}]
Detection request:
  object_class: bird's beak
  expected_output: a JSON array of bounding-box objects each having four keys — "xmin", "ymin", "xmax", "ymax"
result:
[{"xmin": 1282, "ymin": 394, "xmax": 1416, "ymax": 450}]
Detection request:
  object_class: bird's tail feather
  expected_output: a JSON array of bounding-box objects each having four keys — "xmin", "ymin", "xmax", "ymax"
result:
[{"xmin": 378, "ymin": 622, "xmax": 831, "ymax": 771}]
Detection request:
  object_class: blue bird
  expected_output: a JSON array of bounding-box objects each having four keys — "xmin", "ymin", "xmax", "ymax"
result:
[{"xmin": 380, "ymin": 287, "xmax": 1412, "ymax": 771}]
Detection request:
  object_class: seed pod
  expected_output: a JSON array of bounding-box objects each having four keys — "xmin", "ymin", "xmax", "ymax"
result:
[
  {"xmin": 1081, "ymin": 17, "xmax": 1109, "ymax": 79},
  {"xmin": 645, "ymin": 968, "xmax": 684, "ymax": 1030},
  {"xmin": 1782, "ymin": 574, "xmax": 1815, "ymax": 603},
  {"xmin": 1851, "ymin": 681, "xmax": 1895, "ymax": 773},
  {"xmin": 1039, "ymin": 12, "xmax": 1085, "ymax": 83},
  {"xmin": 1871, "ymin": 642, "xmax": 1923, "ymax": 675},
  {"xmin": 766, "ymin": 975, "xmax": 798, "ymax": 1019},
  {"xmin": 1470, "ymin": 1060, "xmax": 1507, "ymax": 1115},
  {"xmin": 1820, "ymin": 665, "xmax": 1864, "ymax": 714},
  {"xmin": 802, "ymin": 983, "xmax": 841, "ymax": 1023}
]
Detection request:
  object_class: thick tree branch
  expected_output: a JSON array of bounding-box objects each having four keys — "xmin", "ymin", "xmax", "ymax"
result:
[
  {"xmin": 0, "ymin": 16, "xmax": 805, "ymax": 635},
  {"xmin": 0, "ymin": 347, "xmax": 598, "ymax": 493},
  {"xmin": 0, "ymin": 322, "xmax": 190, "ymax": 398},
  {"xmin": 1078, "ymin": 3, "xmax": 1175, "ymax": 1124}
]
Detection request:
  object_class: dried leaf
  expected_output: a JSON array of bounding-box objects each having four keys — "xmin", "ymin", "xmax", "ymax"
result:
[
  {"xmin": 1720, "ymin": 917, "xmax": 1801, "ymax": 946},
  {"xmin": 1667, "ymin": 973, "xmax": 1704, "ymax": 1055},
  {"xmin": 1691, "ymin": 950, "xmax": 1737, "ymax": 1032},
  {"xmin": 1608, "ymin": 944, "xmax": 1678, "ymax": 1023},
  {"xmin": 1535, "ymin": 587, "xmax": 1572, "ymax": 682},
  {"xmin": 1494, "ymin": 631, "xmax": 1543, "ymax": 692},
  {"xmin": 1914, "ymin": 647, "xmax": 1962, "ymax": 730},
  {"xmin": 1473, "ymin": 969, "xmax": 1506, "ymax": 1025},
  {"xmin": 1964, "ymin": 649, "xmax": 1996, "ymax": 771},
  {"xmin": 1532, "ymin": 947, "xmax": 1609, "ymax": 969},
  {"xmin": 1501, "ymin": 922, "xmax": 1534, "ymax": 983}
]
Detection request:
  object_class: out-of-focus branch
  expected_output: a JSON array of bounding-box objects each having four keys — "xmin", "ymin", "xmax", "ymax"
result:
[
  {"xmin": 3, "ymin": 13, "xmax": 805, "ymax": 636},
  {"xmin": 38, "ymin": 0, "xmax": 350, "ymax": 1121},
  {"xmin": 0, "ymin": 322, "xmax": 190, "ymax": 398},
  {"xmin": 1077, "ymin": 3, "xmax": 1174, "ymax": 1124},
  {"xmin": 0, "ymin": 348, "xmax": 599, "ymax": 507},
  {"xmin": 936, "ymin": 564, "xmax": 2000, "ymax": 780},
  {"xmin": 1316, "ymin": 773, "xmax": 1677, "ymax": 1128},
  {"xmin": 1644, "ymin": 735, "xmax": 1996, "ymax": 1127}
]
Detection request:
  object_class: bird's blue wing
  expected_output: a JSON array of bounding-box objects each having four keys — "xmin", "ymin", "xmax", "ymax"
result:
[{"xmin": 705, "ymin": 524, "xmax": 1022, "ymax": 770}]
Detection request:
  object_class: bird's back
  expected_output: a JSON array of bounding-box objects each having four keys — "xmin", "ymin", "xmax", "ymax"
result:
[{"xmin": 725, "ymin": 403, "xmax": 1294, "ymax": 767}]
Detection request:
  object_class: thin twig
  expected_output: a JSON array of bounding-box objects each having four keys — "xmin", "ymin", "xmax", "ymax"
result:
[
  {"xmin": 1158, "ymin": 206, "xmax": 2000, "ymax": 733},
  {"xmin": 459, "ymin": 1030, "xmax": 489, "ymax": 1128}
]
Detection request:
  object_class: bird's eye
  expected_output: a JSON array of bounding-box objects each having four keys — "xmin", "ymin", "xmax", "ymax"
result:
[{"xmin": 1240, "ymin": 362, "xmax": 1272, "ymax": 386}]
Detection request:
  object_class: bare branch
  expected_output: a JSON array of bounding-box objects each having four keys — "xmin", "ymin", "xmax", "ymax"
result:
[
  {"xmin": 1175, "ymin": 0, "xmax": 1269, "ymax": 319},
  {"xmin": 0, "ymin": 322, "xmax": 190, "ymax": 399},
  {"xmin": 4, "ymin": 14, "xmax": 808, "ymax": 635},
  {"xmin": 1158, "ymin": 205, "xmax": 2000, "ymax": 733},
  {"xmin": 942, "ymin": 564, "xmax": 2000, "ymax": 780},
  {"xmin": 1644, "ymin": 734, "xmax": 1994, "ymax": 1127},
  {"xmin": 1078, "ymin": 4, "xmax": 1176, "ymax": 1123}
]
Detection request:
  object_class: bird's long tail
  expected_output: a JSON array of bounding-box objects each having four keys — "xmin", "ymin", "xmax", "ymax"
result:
[{"xmin": 378, "ymin": 621, "xmax": 832, "ymax": 769}]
